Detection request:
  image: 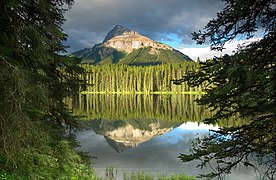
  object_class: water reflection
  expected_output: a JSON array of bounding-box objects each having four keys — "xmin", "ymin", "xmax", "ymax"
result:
[
  {"xmin": 77, "ymin": 122, "xmax": 256, "ymax": 180},
  {"xmin": 67, "ymin": 94, "xmax": 213, "ymax": 152},
  {"xmin": 67, "ymin": 94, "xmax": 212, "ymax": 122},
  {"xmin": 77, "ymin": 122, "xmax": 212, "ymax": 176},
  {"xmin": 68, "ymin": 94, "xmax": 254, "ymax": 179}
]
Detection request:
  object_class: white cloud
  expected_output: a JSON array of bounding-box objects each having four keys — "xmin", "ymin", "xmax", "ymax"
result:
[
  {"xmin": 178, "ymin": 122, "xmax": 219, "ymax": 130},
  {"xmin": 178, "ymin": 38, "xmax": 260, "ymax": 61}
]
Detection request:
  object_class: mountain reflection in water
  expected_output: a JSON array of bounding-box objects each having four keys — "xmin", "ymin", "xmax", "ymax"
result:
[
  {"xmin": 102, "ymin": 123, "xmax": 173, "ymax": 152},
  {"xmin": 67, "ymin": 94, "xmax": 254, "ymax": 179},
  {"xmin": 81, "ymin": 119, "xmax": 176, "ymax": 152},
  {"xmin": 77, "ymin": 121, "xmax": 256, "ymax": 180}
]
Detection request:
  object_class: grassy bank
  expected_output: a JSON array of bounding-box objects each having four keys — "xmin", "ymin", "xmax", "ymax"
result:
[
  {"xmin": 93, "ymin": 166, "xmax": 195, "ymax": 180},
  {"xmin": 80, "ymin": 91, "xmax": 205, "ymax": 95},
  {"xmin": 123, "ymin": 172, "xmax": 194, "ymax": 180}
]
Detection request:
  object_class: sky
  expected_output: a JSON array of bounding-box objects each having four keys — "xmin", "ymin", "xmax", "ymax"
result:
[{"xmin": 63, "ymin": 0, "xmax": 239, "ymax": 60}]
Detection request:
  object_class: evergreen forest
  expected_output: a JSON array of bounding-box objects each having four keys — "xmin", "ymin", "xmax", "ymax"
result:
[{"xmin": 80, "ymin": 62, "xmax": 204, "ymax": 93}]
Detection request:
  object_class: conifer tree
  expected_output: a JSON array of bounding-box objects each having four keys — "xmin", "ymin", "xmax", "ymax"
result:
[
  {"xmin": 0, "ymin": 0, "xmax": 96, "ymax": 178},
  {"xmin": 175, "ymin": 0, "xmax": 276, "ymax": 179}
]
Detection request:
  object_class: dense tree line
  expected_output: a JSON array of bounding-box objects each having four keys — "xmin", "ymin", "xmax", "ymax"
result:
[{"xmin": 80, "ymin": 62, "xmax": 204, "ymax": 93}]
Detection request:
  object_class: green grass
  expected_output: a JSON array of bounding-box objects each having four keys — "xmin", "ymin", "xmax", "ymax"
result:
[
  {"xmin": 123, "ymin": 172, "xmax": 195, "ymax": 180},
  {"xmin": 101, "ymin": 166, "xmax": 194, "ymax": 180},
  {"xmin": 80, "ymin": 91, "xmax": 205, "ymax": 95}
]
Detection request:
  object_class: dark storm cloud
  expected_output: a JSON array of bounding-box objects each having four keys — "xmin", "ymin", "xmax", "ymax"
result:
[{"xmin": 63, "ymin": 0, "xmax": 224, "ymax": 53}]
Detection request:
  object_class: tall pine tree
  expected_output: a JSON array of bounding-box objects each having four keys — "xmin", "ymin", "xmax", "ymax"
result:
[
  {"xmin": 0, "ymin": 0, "xmax": 96, "ymax": 178},
  {"xmin": 175, "ymin": 0, "xmax": 276, "ymax": 179}
]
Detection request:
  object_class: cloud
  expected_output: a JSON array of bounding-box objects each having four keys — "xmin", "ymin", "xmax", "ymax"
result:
[
  {"xmin": 179, "ymin": 38, "xmax": 261, "ymax": 60},
  {"xmin": 179, "ymin": 45, "xmax": 234, "ymax": 61},
  {"xmin": 62, "ymin": 0, "xmax": 224, "ymax": 53}
]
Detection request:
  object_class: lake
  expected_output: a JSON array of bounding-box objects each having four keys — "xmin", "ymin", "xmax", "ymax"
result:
[{"xmin": 67, "ymin": 94, "xmax": 259, "ymax": 179}]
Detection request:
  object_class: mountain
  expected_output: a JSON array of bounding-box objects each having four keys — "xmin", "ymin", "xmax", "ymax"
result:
[
  {"xmin": 103, "ymin": 123, "xmax": 173, "ymax": 152},
  {"xmin": 71, "ymin": 25, "xmax": 192, "ymax": 65},
  {"xmin": 82, "ymin": 119, "xmax": 177, "ymax": 152}
]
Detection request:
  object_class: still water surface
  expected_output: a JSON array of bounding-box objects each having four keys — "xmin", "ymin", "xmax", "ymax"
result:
[{"xmin": 69, "ymin": 94, "xmax": 258, "ymax": 179}]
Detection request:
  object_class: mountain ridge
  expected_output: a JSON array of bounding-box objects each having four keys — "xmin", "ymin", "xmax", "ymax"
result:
[
  {"xmin": 71, "ymin": 25, "xmax": 192, "ymax": 65},
  {"xmin": 103, "ymin": 25, "xmax": 138, "ymax": 42}
]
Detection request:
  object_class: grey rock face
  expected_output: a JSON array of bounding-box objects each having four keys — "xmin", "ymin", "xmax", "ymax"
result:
[
  {"xmin": 103, "ymin": 25, "xmax": 139, "ymax": 42},
  {"xmin": 102, "ymin": 25, "xmax": 171, "ymax": 53}
]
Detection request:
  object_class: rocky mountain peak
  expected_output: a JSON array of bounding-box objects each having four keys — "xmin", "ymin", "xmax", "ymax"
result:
[
  {"xmin": 103, "ymin": 25, "xmax": 139, "ymax": 42},
  {"xmin": 71, "ymin": 25, "xmax": 192, "ymax": 65},
  {"xmin": 102, "ymin": 123, "xmax": 173, "ymax": 152},
  {"xmin": 102, "ymin": 25, "xmax": 172, "ymax": 53}
]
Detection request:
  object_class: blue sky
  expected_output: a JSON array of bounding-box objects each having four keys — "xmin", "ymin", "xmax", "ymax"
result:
[
  {"xmin": 160, "ymin": 34, "xmax": 183, "ymax": 49},
  {"xmin": 62, "ymin": 0, "xmax": 237, "ymax": 60}
]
